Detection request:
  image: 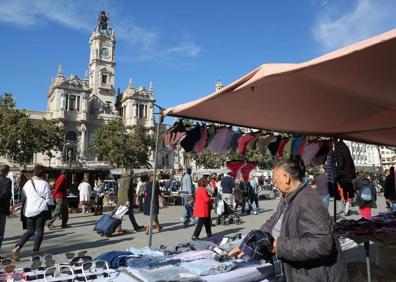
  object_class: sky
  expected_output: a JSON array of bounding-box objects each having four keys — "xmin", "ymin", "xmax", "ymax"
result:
[{"xmin": 1, "ymin": 0, "xmax": 396, "ymax": 113}]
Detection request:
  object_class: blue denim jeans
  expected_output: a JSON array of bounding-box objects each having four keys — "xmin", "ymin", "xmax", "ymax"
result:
[{"xmin": 321, "ymin": 194, "xmax": 330, "ymax": 209}]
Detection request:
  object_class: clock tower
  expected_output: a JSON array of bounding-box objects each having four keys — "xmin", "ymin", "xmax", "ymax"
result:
[{"xmin": 88, "ymin": 11, "xmax": 116, "ymax": 111}]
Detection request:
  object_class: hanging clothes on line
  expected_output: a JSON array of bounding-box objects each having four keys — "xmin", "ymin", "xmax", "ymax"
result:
[
  {"xmin": 241, "ymin": 162, "xmax": 257, "ymax": 182},
  {"xmin": 164, "ymin": 120, "xmax": 187, "ymax": 149},
  {"xmin": 237, "ymin": 134, "xmax": 256, "ymax": 155},
  {"xmin": 255, "ymin": 135, "xmax": 274, "ymax": 154},
  {"xmin": 226, "ymin": 160, "xmax": 246, "ymax": 180},
  {"xmin": 276, "ymin": 138, "xmax": 290, "ymax": 158},
  {"xmin": 267, "ymin": 136, "xmax": 282, "ymax": 156},
  {"xmin": 208, "ymin": 127, "xmax": 234, "ymax": 154},
  {"xmin": 193, "ymin": 126, "xmax": 208, "ymax": 154},
  {"xmin": 180, "ymin": 125, "xmax": 202, "ymax": 152},
  {"xmin": 301, "ymin": 142, "xmax": 320, "ymax": 165}
]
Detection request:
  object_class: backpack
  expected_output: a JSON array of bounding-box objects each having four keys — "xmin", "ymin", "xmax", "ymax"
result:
[{"xmin": 360, "ymin": 186, "xmax": 373, "ymax": 202}]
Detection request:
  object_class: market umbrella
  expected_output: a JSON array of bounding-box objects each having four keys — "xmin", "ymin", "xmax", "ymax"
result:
[{"xmin": 164, "ymin": 28, "xmax": 396, "ymax": 146}]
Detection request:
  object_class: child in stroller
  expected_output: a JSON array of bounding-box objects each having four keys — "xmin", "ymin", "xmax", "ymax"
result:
[{"xmin": 216, "ymin": 196, "xmax": 241, "ymax": 225}]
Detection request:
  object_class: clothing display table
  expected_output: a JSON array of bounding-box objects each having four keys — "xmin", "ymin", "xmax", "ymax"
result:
[{"xmin": 336, "ymin": 212, "xmax": 396, "ymax": 282}]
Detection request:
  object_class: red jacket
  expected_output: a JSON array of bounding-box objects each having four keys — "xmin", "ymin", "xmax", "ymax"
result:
[
  {"xmin": 52, "ymin": 175, "xmax": 67, "ymax": 199},
  {"xmin": 193, "ymin": 186, "xmax": 213, "ymax": 218}
]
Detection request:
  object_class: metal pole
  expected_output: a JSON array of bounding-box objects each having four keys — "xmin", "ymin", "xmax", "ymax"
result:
[
  {"xmin": 148, "ymin": 111, "xmax": 163, "ymax": 247},
  {"xmin": 364, "ymin": 241, "xmax": 371, "ymax": 282}
]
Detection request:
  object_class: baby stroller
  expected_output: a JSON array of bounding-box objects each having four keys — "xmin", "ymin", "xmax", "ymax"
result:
[{"xmin": 216, "ymin": 195, "xmax": 241, "ymax": 225}]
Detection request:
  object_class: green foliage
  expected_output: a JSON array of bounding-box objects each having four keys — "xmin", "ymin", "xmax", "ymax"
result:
[
  {"xmin": 0, "ymin": 93, "xmax": 64, "ymax": 166},
  {"xmin": 190, "ymin": 149, "xmax": 227, "ymax": 169},
  {"xmin": 91, "ymin": 119, "xmax": 154, "ymax": 168}
]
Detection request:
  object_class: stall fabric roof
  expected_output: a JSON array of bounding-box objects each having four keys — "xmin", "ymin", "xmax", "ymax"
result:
[{"xmin": 164, "ymin": 28, "xmax": 396, "ymax": 146}]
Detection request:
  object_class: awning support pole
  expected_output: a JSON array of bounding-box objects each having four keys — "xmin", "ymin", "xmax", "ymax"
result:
[{"xmin": 148, "ymin": 105, "xmax": 164, "ymax": 247}]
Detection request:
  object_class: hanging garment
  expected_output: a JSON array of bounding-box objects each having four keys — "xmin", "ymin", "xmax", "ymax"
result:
[
  {"xmin": 255, "ymin": 135, "xmax": 274, "ymax": 153},
  {"xmin": 193, "ymin": 126, "xmax": 208, "ymax": 154},
  {"xmin": 165, "ymin": 121, "xmax": 187, "ymax": 149},
  {"xmin": 208, "ymin": 127, "xmax": 232, "ymax": 153},
  {"xmin": 291, "ymin": 136, "xmax": 305, "ymax": 155},
  {"xmin": 282, "ymin": 138, "xmax": 293, "ymax": 158},
  {"xmin": 226, "ymin": 161, "xmax": 245, "ymax": 180},
  {"xmin": 180, "ymin": 126, "xmax": 202, "ymax": 152},
  {"xmin": 237, "ymin": 134, "xmax": 256, "ymax": 155},
  {"xmin": 312, "ymin": 140, "xmax": 332, "ymax": 165},
  {"xmin": 241, "ymin": 162, "xmax": 257, "ymax": 182},
  {"xmin": 276, "ymin": 138, "xmax": 289, "ymax": 157},
  {"xmin": 267, "ymin": 135, "xmax": 282, "ymax": 156},
  {"xmin": 301, "ymin": 143, "xmax": 320, "ymax": 165},
  {"xmin": 221, "ymin": 129, "xmax": 236, "ymax": 153},
  {"xmin": 334, "ymin": 140, "xmax": 356, "ymax": 184},
  {"xmin": 296, "ymin": 138, "xmax": 307, "ymax": 156},
  {"xmin": 228, "ymin": 132, "xmax": 242, "ymax": 150}
]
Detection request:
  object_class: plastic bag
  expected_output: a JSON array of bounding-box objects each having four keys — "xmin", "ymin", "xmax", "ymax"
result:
[{"xmin": 216, "ymin": 200, "xmax": 224, "ymax": 215}]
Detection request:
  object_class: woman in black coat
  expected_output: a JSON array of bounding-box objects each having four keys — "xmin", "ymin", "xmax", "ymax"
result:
[
  {"xmin": 143, "ymin": 175, "xmax": 161, "ymax": 235},
  {"xmin": 229, "ymin": 156, "xmax": 348, "ymax": 282},
  {"xmin": 384, "ymin": 167, "xmax": 396, "ymax": 211}
]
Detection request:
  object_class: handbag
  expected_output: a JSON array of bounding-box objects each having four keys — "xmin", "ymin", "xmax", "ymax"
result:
[{"xmin": 31, "ymin": 179, "xmax": 52, "ymax": 220}]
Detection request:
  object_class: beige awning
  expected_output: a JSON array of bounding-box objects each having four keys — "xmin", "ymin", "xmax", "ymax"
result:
[{"xmin": 164, "ymin": 28, "xmax": 396, "ymax": 146}]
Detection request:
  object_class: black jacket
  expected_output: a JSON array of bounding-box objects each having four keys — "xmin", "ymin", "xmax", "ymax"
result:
[
  {"xmin": 0, "ymin": 176, "xmax": 12, "ymax": 215},
  {"xmin": 334, "ymin": 141, "xmax": 356, "ymax": 183},
  {"xmin": 261, "ymin": 182, "xmax": 348, "ymax": 282},
  {"xmin": 384, "ymin": 172, "xmax": 396, "ymax": 201}
]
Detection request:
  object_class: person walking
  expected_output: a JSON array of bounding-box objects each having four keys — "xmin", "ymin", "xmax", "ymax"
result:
[
  {"xmin": 249, "ymin": 176, "xmax": 259, "ymax": 214},
  {"xmin": 181, "ymin": 168, "xmax": 193, "ymax": 222},
  {"xmin": 228, "ymin": 156, "xmax": 348, "ymax": 281},
  {"xmin": 384, "ymin": 167, "xmax": 396, "ymax": 211},
  {"xmin": 12, "ymin": 165, "xmax": 53, "ymax": 260},
  {"xmin": 191, "ymin": 178, "xmax": 213, "ymax": 240},
  {"xmin": 354, "ymin": 172, "xmax": 377, "ymax": 218},
  {"xmin": 0, "ymin": 165, "xmax": 12, "ymax": 257},
  {"xmin": 115, "ymin": 170, "xmax": 144, "ymax": 234},
  {"xmin": 47, "ymin": 170, "xmax": 70, "ymax": 229},
  {"xmin": 135, "ymin": 176, "xmax": 146, "ymax": 211},
  {"xmin": 314, "ymin": 168, "xmax": 330, "ymax": 209},
  {"xmin": 221, "ymin": 172, "xmax": 235, "ymax": 209},
  {"xmin": 144, "ymin": 175, "xmax": 161, "ymax": 235},
  {"xmin": 78, "ymin": 178, "xmax": 92, "ymax": 213}
]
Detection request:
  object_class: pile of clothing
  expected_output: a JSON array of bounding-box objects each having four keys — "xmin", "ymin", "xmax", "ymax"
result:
[
  {"xmin": 94, "ymin": 233, "xmax": 276, "ymax": 282},
  {"xmin": 163, "ymin": 120, "xmax": 337, "ymax": 166},
  {"xmin": 336, "ymin": 212, "xmax": 396, "ymax": 239}
]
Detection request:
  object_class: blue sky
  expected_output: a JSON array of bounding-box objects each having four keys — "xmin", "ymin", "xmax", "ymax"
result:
[{"xmin": 1, "ymin": 0, "xmax": 396, "ymax": 112}]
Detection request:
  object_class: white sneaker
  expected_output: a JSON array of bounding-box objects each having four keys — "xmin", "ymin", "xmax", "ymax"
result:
[{"xmin": 254, "ymin": 211, "xmax": 258, "ymax": 215}]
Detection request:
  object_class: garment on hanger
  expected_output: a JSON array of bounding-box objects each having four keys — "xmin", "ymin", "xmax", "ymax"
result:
[
  {"xmin": 193, "ymin": 126, "xmax": 208, "ymax": 154},
  {"xmin": 291, "ymin": 136, "xmax": 305, "ymax": 155},
  {"xmin": 245, "ymin": 135, "xmax": 258, "ymax": 152},
  {"xmin": 237, "ymin": 134, "xmax": 256, "ymax": 155},
  {"xmin": 226, "ymin": 160, "xmax": 246, "ymax": 180},
  {"xmin": 326, "ymin": 149, "xmax": 340, "ymax": 200},
  {"xmin": 241, "ymin": 162, "xmax": 257, "ymax": 182},
  {"xmin": 164, "ymin": 120, "xmax": 187, "ymax": 149},
  {"xmin": 228, "ymin": 132, "xmax": 242, "ymax": 151},
  {"xmin": 312, "ymin": 140, "xmax": 332, "ymax": 165},
  {"xmin": 267, "ymin": 135, "xmax": 282, "ymax": 156},
  {"xmin": 180, "ymin": 125, "xmax": 201, "ymax": 152},
  {"xmin": 333, "ymin": 140, "xmax": 356, "ymax": 184},
  {"xmin": 301, "ymin": 143, "xmax": 320, "ymax": 165},
  {"xmin": 276, "ymin": 138, "xmax": 289, "ymax": 157},
  {"xmin": 296, "ymin": 138, "xmax": 307, "ymax": 156},
  {"xmin": 255, "ymin": 135, "xmax": 274, "ymax": 153},
  {"xmin": 208, "ymin": 127, "xmax": 233, "ymax": 154},
  {"xmin": 282, "ymin": 138, "xmax": 293, "ymax": 158}
]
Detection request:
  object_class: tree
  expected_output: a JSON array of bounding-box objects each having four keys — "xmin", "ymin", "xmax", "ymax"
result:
[
  {"xmin": 91, "ymin": 119, "xmax": 154, "ymax": 168},
  {"xmin": 0, "ymin": 93, "xmax": 64, "ymax": 167},
  {"xmin": 190, "ymin": 149, "xmax": 227, "ymax": 169}
]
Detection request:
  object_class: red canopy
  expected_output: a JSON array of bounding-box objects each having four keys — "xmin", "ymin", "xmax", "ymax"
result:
[{"xmin": 164, "ymin": 28, "xmax": 396, "ymax": 146}]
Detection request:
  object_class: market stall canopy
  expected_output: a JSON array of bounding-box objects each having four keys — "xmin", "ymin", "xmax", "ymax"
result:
[{"xmin": 164, "ymin": 28, "xmax": 396, "ymax": 146}]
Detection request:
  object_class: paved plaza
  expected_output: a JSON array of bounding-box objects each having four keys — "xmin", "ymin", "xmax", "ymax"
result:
[{"xmin": 2, "ymin": 196, "xmax": 387, "ymax": 267}]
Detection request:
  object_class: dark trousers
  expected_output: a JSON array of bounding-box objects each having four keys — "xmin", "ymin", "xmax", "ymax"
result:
[
  {"xmin": 193, "ymin": 217, "xmax": 212, "ymax": 238},
  {"xmin": 17, "ymin": 211, "xmax": 46, "ymax": 252},
  {"xmin": 128, "ymin": 206, "xmax": 141, "ymax": 230},
  {"xmin": 250, "ymin": 194, "xmax": 259, "ymax": 210},
  {"xmin": 96, "ymin": 196, "xmax": 104, "ymax": 213},
  {"xmin": 47, "ymin": 199, "xmax": 68, "ymax": 227},
  {"xmin": 236, "ymin": 197, "xmax": 251, "ymax": 214}
]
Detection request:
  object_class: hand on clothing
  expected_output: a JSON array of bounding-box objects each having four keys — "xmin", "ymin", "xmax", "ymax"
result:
[{"xmin": 228, "ymin": 247, "xmax": 246, "ymax": 259}]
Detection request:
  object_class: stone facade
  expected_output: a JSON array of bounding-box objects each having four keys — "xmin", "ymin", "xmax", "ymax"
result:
[{"xmin": 14, "ymin": 12, "xmax": 180, "ymax": 170}]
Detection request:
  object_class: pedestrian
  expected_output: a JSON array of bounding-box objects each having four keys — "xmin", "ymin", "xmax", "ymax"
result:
[
  {"xmin": 94, "ymin": 179, "xmax": 105, "ymax": 215},
  {"xmin": 183, "ymin": 196, "xmax": 195, "ymax": 225},
  {"xmin": 221, "ymin": 172, "xmax": 235, "ymax": 208},
  {"xmin": 313, "ymin": 168, "xmax": 330, "ymax": 209},
  {"xmin": 0, "ymin": 165, "xmax": 12, "ymax": 258},
  {"xmin": 354, "ymin": 172, "xmax": 377, "ymax": 218},
  {"xmin": 228, "ymin": 156, "xmax": 348, "ymax": 281},
  {"xmin": 78, "ymin": 178, "xmax": 92, "ymax": 213},
  {"xmin": 192, "ymin": 178, "xmax": 213, "ymax": 240},
  {"xmin": 181, "ymin": 168, "xmax": 193, "ymax": 222},
  {"xmin": 115, "ymin": 169, "xmax": 144, "ymax": 234},
  {"xmin": 47, "ymin": 170, "xmax": 70, "ymax": 229},
  {"xmin": 384, "ymin": 167, "xmax": 396, "ymax": 211},
  {"xmin": 12, "ymin": 165, "xmax": 53, "ymax": 260},
  {"xmin": 135, "ymin": 176, "xmax": 146, "ymax": 211},
  {"xmin": 249, "ymin": 176, "xmax": 259, "ymax": 214},
  {"xmin": 144, "ymin": 175, "xmax": 161, "ymax": 235}
]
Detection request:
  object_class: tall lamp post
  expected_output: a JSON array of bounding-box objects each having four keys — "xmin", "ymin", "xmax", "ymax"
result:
[{"xmin": 148, "ymin": 104, "xmax": 164, "ymax": 247}]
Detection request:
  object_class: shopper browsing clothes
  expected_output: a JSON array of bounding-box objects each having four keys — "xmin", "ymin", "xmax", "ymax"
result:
[
  {"xmin": 78, "ymin": 178, "xmax": 92, "ymax": 213},
  {"xmin": 354, "ymin": 172, "xmax": 377, "ymax": 218},
  {"xmin": 12, "ymin": 165, "xmax": 54, "ymax": 260},
  {"xmin": 191, "ymin": 178, "xmax": 213, "ymax": 240},
  {"xmin": 228, "ymin": 156, "xmax": 348, "ymax": 281}
]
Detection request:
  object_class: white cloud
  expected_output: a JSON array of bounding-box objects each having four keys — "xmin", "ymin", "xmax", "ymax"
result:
[
  {"xmin": 0, "ymin": 0, "xmax": 200, "ymax": 59},
  {"xmin": 313, "ymin": 0, "xmax": 396, "ymax": 51}
]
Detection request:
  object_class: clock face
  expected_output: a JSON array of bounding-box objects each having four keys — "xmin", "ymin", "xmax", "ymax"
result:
[{"xmin": 100, "ymin": 47, "xmax": 110, "ymax": 58}]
